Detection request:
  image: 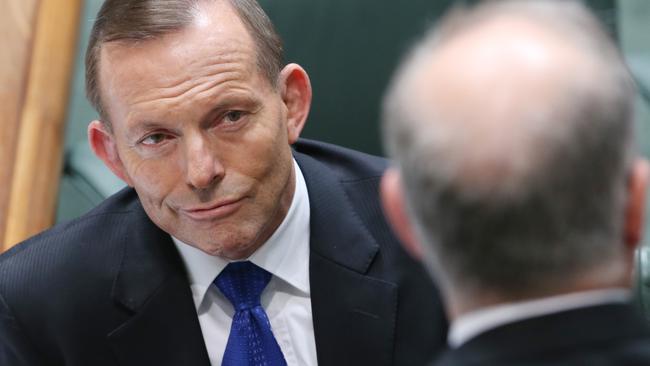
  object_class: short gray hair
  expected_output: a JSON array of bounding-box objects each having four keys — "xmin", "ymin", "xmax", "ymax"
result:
[
  {"xmin": 382, "ymin": 0, "xmax": 637, "ymax": 298},
  {"xmin": 85, "ymin": 0, "xmax": 283, "ymax": 128}
]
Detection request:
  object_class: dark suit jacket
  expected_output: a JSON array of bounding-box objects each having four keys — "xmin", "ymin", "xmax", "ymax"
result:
[
  {"xmin": 0, "ymin": 139, "xmax": 447, "ymax": 366},
  {"xmin": 434, "ymin": 303, "xmax": 650, "ymax": 366}
]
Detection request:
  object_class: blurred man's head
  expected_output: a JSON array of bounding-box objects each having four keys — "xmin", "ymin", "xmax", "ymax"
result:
[
  {"xmin": 85, "ymin": 0, "xmax": 312, "ymax": 259},
  {"xmin": 381, "ymin": 0, "xmax": 648, "ymax": 317}
]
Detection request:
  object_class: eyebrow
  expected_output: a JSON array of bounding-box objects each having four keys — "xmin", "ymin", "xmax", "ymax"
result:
[
  {"xmin": 198, "ymin": 94, "xmax": 262, "ymax": 127},
  {"xmin": 125, "ymin": 93, "xmax": 263, "ymax": 139},
  {"xmin": 123, "ymin": 120, "xmax": 174, "ymax": 143}
]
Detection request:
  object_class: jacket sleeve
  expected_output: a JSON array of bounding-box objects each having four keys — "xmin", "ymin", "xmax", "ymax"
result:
[{"xmin": 0, "ymin": 292, "xmax": 46, "ymax": 365}]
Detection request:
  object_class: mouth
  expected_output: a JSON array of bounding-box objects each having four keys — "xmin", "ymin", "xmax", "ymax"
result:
[{"xmin": 180, "ymin": 197, "xmax": 245, "ymax": 221}]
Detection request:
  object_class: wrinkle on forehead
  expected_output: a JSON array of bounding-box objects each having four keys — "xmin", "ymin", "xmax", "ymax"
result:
[
  {"xmin": 100, "ymin": 0, "xmax": 260, "ymax": 126},
  {"xmin": 128, "ymin": 50, "xmax": 254, "ymax": 105},
  {"xmin": 98, "ymin": 0, "xmax": 261, "ymax": 123},
  {"xmin": 101, "ymin": 42, "xmax": 257, "ymax": 121}
]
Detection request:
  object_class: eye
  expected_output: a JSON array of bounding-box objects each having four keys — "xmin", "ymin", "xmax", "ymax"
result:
[
  {"xmin": 224, "ymin": 110, "xmax": 244, "ymax": 124},
  {"xmin": 141, "ymin": 133, "xmax": 169, "ymax": 146}
]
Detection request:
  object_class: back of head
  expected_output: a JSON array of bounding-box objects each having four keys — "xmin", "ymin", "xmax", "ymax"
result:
[
  {"xmin": 383, "ymin": 0, "xmax": 637, "ymax": 302},
  {"xmin": 85, "ymin": 0, "xmax": 283, "ymax": 125}
]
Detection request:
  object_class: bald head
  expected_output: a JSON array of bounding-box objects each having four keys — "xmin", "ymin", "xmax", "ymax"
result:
[
  {"xmin": 383, "ymin": 0, "xmax": 637, "ymax": 304},
  {"xmin": 391, "ymin": 3, "xmax": 624, "ymax": 200}
]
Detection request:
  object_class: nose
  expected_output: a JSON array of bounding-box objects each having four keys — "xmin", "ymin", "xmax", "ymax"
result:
[{"xmin": 184, "ymin": 134, "xmax": 224, "ymax": 190}]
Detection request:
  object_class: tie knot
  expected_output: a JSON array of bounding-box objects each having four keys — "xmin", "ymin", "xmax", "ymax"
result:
[{"xmin": 215, "ymin": 261, "xmax": 271, "ymax": 311}]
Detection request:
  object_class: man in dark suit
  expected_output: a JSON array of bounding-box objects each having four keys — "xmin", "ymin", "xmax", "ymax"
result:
[
  {"xmin": 0, "ymin": 0, "xmax": 446, "ymax": 365},
  {"xmin": 380, "ymin": 1, "xmax": 650, "ymax": 365}
]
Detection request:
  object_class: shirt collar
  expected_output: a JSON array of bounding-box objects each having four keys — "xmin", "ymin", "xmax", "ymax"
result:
[
  {"xmin": 448, "ymin": 288, "xmax": 631, "ymax": 348},
  {"xmin": 173, "ymin": 159, "xmax": 311, "ymax": 307}
]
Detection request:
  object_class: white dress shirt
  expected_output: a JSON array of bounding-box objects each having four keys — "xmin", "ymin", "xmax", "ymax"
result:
[
  {"xmin": 448, "ymin": 288, "xmax": 631, "ymax": 348},
  {"xmin": 173, "ymin": 160, "xmax": 317, "ymax": 366}
]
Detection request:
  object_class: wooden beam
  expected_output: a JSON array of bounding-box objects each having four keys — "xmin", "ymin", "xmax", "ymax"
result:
[
  {"xmin": 0, "ymin": 0, "xmax": 40, "ymax": 250},
  {"xmin": 4, "ymin": 0, "xmax": 82, "ymax": 249}
]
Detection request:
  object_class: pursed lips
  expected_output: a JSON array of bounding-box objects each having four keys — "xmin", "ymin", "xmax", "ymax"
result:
[{"xmin": 180, "ymin": 197, "xmax": 245, "ymax": 221}]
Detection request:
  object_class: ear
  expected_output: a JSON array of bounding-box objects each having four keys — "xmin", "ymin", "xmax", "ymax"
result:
[
  {"xmin": 88, "ymin": 120, "xmax": 133, "ymax": 186},
  {"xmin": 278, "ymin": 63, "xmax": 312, "ymax": 144},
  {"xmin": 623, "ymin": 158, "xmax": 650, "ymax": 250},
  {"xmin": 380, "ymin": 167, "xmax": 424, "ymax": 259}
]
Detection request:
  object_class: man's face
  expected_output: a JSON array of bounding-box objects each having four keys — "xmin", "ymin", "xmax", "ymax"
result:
[{"xmin": 94, "ymin": 2, "xmax": 299, "ymax": 259}]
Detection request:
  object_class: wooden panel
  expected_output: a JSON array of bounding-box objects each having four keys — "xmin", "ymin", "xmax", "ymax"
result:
[
  {"xmin": 0, "ymin": 0, "xmax": 40, "ymax": 250},
  {"xmin": 3, "ymin": 0, "xmax": 82, "ymax": 249}
]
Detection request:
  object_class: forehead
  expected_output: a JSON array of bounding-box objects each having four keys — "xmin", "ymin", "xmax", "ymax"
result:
[{"xmin": 97, "ymin": 0, "xmax": 260, "ymax": 115}]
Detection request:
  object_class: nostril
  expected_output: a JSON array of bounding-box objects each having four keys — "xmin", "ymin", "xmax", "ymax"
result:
[
  {"xmin": 187, "ymin": 160, "xmax": 225, "ymax": 190},
  {"xmin": 188, "ymin": 169, "xmax": 218, "ymax": 189},
  {"xmin": 184, "ymin": 137, "xmax": 225, "ymax": 189}
]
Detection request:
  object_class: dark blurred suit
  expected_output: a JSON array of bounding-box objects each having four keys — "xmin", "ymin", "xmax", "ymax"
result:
[{"xmin": 434, "ymin": 304, "xmax": 650, "ymax": 366}]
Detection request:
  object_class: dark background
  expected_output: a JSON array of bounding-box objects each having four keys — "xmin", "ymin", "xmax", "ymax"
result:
[{"xmin": 259, "ymin": 0, "xmax": 617, "ymax": 155}]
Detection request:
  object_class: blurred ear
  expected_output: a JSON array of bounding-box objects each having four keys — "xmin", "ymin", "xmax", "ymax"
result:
[
  {"xmin": 278, "ymin": 63, "xmax": 312, "ymax": 144},
  {"xmin": 88, "ymin": 120, "xmax": 133, "ymax": 186},
  {"xmin": 624, "ymin": 158, "xmax": 650, "ymax": 250},
  {"xmin": 380, "ymin": 168, "xmax": 424, "ymax": 259}
]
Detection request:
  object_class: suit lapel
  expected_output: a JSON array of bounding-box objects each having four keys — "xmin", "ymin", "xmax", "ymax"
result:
[
  {"xmin": 106, "ymin": 204, "xmax": 211, "ymax": 366},
  {"xmin": 105, "ymin": 148, "xmax": 399, "ymax": 366},
  {"xmin": 296, "ymin": 151, "xmax": 398, "ymax": 366}
]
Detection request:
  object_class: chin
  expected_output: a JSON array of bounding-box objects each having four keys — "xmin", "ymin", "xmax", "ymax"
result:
[
  {"xmin": 219, "ymin": 241, "xmax": 260, "ymax": 260},
  {"xmin": 194, "ymin": 243, "xmax": 226, "ymax": 257},
  {"xmin": 188, "ymin": 234, "xmax": 259, "ymax": 260}
]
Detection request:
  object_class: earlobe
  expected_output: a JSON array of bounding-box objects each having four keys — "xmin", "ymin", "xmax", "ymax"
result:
[
  {"xmin": 87, "ymin": 120, "xmax": 133, "ymax": 186},
  {"xmin": 624, "ymin": 158, "xmax": 650, "ymax": 248},
  {"xmin": 279, "ymin": 63, "xmax": 312, "ymax": 144},
  {"xmin": 380, "ymin": 168, "xmax": 424, "ymax": 259}
]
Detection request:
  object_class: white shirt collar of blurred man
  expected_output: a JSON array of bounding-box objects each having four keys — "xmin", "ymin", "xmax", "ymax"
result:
[{"xmin": 449, "ymin": 288, "xmax": 631, "ymax": 348}]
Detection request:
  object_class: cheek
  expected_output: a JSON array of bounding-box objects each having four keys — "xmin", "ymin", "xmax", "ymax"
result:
[
  {"xmin": 220, "ymin": 111, "xmax": 291, "ymax": 179},
  {"xmin": 251, "ymin": 110, "xmax": 291, "ymax": 167},
  {"xmin": 250, "ymin": 137, "xmax": 294, "ymax": 208},
  {"xmin": 124, "ymin": 154, "xmax": 180, "ymax": 204},
  {"xmin": 247, "ymin": 127, "xmax": 292, "ymax": 183}
]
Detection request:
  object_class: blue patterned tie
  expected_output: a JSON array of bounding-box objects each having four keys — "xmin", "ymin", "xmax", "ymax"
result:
[{"xmin": 215, "ymin": 261, "xmax": 287, "ymax": 366}]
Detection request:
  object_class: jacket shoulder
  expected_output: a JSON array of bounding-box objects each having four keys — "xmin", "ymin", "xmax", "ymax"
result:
[
  {"xmin": 0, "ymin": 188, "xmax": 140, "ymax": 291},
  {"xmin": 293, "ymin": 138, "xmax": 388, "ymax": 181}
]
